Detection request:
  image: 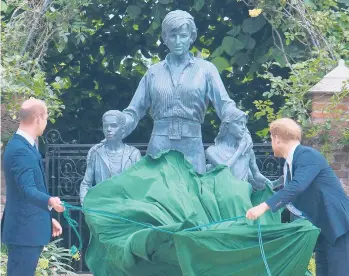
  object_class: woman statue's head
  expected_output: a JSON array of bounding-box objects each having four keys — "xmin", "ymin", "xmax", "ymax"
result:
[
  {"xmin": 161, "ymin": 10, "xmax": 197, "ymax": 56},
  {"xmin": 215, "ymin": 105, "xmax": 249, "ymax": 144}
]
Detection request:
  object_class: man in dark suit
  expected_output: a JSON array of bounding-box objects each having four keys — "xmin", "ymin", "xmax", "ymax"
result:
[
  {"xmin": 2, "ymin": 99, "xmax": 65, "ymax": 276},
  {"xmin": 246, "ymin": 118, "xmax": 349, "ymax": 276}
]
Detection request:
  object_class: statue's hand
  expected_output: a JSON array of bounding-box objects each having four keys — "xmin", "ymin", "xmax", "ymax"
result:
[
  {"xmin": 238, "ymin": 132, "xmax": 253, "ymax": 156},
  {"xmin": 271, "ymin": 176, "xmax": 284, "ymax": 189},
  {"xmin": 253, "ymin": 174, "xmax": 268, "ymax": 190}
]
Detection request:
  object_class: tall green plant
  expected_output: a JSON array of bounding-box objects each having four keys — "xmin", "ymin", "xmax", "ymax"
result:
[{"xmin": 1, "ymin": 0, "xmax": 91, "ymax": 146}]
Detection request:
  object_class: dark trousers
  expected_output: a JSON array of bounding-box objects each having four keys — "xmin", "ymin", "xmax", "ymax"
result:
[
  {"xmin": 7, "ymin": 244, "xmax": 43, "ymax": 276},
  {"xmin": 315, "ymin": 231, "xmax": 349, "ymax": 276}
]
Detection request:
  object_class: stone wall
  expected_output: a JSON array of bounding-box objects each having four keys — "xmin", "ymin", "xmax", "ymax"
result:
[{"xmin": 311, "ymin": 93, "xmax": 349, "ymax": 195}]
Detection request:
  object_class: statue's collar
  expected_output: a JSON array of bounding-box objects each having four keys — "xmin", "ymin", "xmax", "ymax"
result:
[{"xmin": 164, "ymin": 52, "xmax": 195, "ymax": 66}]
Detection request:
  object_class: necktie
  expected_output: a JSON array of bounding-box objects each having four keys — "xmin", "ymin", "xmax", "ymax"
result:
[
  {"xmin": 285, "ymin": 163, "xmax": 291, "ymax": 184},
  {"xmin": 33, "ymin": 143, "xmax": 40, "ymax": 155}
]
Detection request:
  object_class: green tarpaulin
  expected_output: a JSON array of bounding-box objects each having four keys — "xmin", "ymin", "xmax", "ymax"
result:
[{"xmin": 83, "ymin": 150, "xmax": 320, "ymax": 276}]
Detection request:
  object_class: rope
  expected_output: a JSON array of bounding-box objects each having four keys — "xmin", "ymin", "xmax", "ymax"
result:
[{"xmin": 62, "ymin": 202, "xmax": 272, "ymax": 276}]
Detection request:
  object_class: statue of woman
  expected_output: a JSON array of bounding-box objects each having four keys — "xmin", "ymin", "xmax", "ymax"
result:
[
  {"xmin": 121, "ymin": 10, "xmax": 244, "ymax": 174},
  {"xmin": 206, "ymin": 107, "xmax": 282, "ymax": 190}
]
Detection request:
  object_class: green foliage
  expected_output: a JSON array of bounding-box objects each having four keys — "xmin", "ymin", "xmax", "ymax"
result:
[
  {"xmin": 307, "ymin": 255, "xmax": 316, "ymax": 275},
  {"xmin": 1, "ymin": 0, "xmax": 90, "ymax": 146},
  {"xmin": 247, "ymin": 0, "xmax": 349, "ymax": 160},
  {"xmin": 259, "ymin": 53, "xmax": 336, "ymax": 123},
  {"xmin": 4, "ymin": 0, "xmax": 345, "ymax": 147},
  {"xmin": 0, "ymin": 240, "xmax": 77, "ymax": 275},
  {"xmin": 45, "ymin": 0, "xmax": 289, "ymax": 143}
]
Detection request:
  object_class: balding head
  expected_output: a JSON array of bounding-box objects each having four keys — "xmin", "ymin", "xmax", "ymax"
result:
[{"xmin": 19, "ymin": 99, "xmax": 47, "ymax": 124}]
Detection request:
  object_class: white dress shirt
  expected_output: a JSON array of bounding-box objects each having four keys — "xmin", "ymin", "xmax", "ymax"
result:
[{"xmin": 16, "ymin": 129, "xmax": 35, "ymax": 146}]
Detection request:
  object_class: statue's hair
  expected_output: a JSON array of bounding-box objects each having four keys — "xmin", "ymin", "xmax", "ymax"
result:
[
  {"xmin": 102, "ymin": 110, "xmax": 126, "ymax": 126},
  {"xmin": 161, "ymin": 10, "xmax": 197, "ymax": 45},
  {"xmin": 215, "ymin": 105, "xmax": 249, "ymax": 144},
  {"xmin": 269, "ymin": 118, "xmax": 302, "ymax": 142}
]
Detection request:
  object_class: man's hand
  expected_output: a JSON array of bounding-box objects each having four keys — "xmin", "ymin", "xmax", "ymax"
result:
[
  {"xmin": 246, "ymin": 202, "xmax": 270, "ymax": 220},
  {"xmin": 52, "ymin": 218, "xmax": 62, "ymax": 237},
  {"xmin": 48, "ymin": 197, "xmax": 65, "ymax": 213}
]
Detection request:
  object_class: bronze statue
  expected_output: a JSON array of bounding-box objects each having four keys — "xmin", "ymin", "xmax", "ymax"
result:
[
  {"xmin": 121, "ymin": 10, "xmax": 244, "ymax": 174},
  {"xmin": 206, "ymin": 106, "xmax": 282, "ymax": 190},
  {"xmin": 80, "ymin": 110, "xmax": 141, "ymax": 204}
]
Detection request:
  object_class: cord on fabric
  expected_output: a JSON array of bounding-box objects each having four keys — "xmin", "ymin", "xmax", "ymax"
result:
[{"xmin": 61, "ymin": 201, "xmax": 272, "ymax": 276}]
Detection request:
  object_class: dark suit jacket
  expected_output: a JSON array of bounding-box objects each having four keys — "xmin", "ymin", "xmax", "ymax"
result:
[
  {"xmin": 1, "ymin": 134, "xmax": 52, "ymax": 246},
  {"xmin": 266, "ymin": 144, "xmax": 349, "ymax": 245}
]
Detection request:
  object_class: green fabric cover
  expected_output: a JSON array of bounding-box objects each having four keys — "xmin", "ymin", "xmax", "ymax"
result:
[{"xmin": 83, "ymin": 150, "xmax": 320, "ymax": 276}]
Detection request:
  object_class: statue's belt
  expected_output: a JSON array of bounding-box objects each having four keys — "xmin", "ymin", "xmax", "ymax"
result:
[{"xmin": 152, "ymin": 120, "xmax": 202, "ymax": 139}]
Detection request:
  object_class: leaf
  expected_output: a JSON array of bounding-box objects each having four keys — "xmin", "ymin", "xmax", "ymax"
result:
[
  {"xmin": 1, "ymin": 1, "xmax": 7, "ymax": 13},
  {"xmin": 211, "ymin": 46, "xmax": 224, "ymax": 58},
  {"xmin": 337, "ymin": 0, "xmax": 349, "ymax": 5},
  {"xmin": 256, "ymin": 46, "xmax": 271, "ymax": 64},
  {"xmin": 193, "ymin": 0, "xmax": 205, "ymax": 11},
  {"xmin": 222, "ymin": 36, "xmax": 244, "ymax": 56},
  {"xmin": 201, "ymin": 48, "xmax": 210, "ymax": 59},
  {"xmin": 158, "ymin": 0, "xmax": 173, "ymax": 4},
  {"xmin": 242, "ymin": 16, "xmax": 266, "ymax": 34},
  {"xmin": 57, "ymin": 43, "xmax": 65, "ymax": 53},
  {"xmin": 240, "ymin": 34, "xmax": 256, "ymax": 50},
  {"xmin": 270, "ymin": 47, "xmax": 287, "ymax": 67},
  {"xmin": 127, "ymin": 5, "xmax": 141, "ymax": 19},
  {"xmin": 99, "ymin": 46, "xmax": 105, "ymax": 55},
  {"xmin": 211, "ymin": 57, "xmax": 230, "ymax": 73},
  {"xmin": 227, "ymin": 25, "xmax": 241, "ymax": 37},
  {"xmin": 304, "ymin": 0, "xmax": 316, "ymax": 8},
  {"xmin": 230, "ymin": 52, "xmax": 250, "ymax": 67}
]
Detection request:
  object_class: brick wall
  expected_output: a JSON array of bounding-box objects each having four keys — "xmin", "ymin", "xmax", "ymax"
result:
[
  {"xmin": 311, "ymin": 94, "xmax": 349, "ymax": 121},
  {"xmin": 311, "ymin": 92, "xmax": 349, "ymax": 195}
]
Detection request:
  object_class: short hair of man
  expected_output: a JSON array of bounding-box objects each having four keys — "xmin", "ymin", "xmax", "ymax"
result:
[
  {"xmin": 19, "ymin": 99, "xmax": 46, "ymax": 124},
  {"xmin": 102, "ymin": 110, "xmax": 126, "ymax": 126},
  {"xmin": 269, "ymin": 118, "xmax": 302, "ymax": 142},
  {"xmin": 161, "ymin": 10, "xmax": 197, "ymax": 45}
]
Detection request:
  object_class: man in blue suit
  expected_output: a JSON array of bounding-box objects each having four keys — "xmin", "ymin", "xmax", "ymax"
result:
[
  {"xmin": 246, "ymin": 118, "xmax": 349, "ymax": 276},
  {"xmin": 1, "ymin": 99, "xmax": 65, "ymax": 276}
]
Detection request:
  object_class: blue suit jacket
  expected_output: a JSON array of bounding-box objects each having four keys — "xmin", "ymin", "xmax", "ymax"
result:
[
  {"xmin": 267, "ymin": 145, "xmax": 349, "ymax": 244},
  {"xmin": 1, "ymin": 134, "xmax": 52, "ymax": 246}
]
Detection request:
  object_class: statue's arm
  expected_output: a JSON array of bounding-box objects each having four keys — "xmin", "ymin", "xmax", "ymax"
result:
[
  {"xmin": 123, "ymin": 73, "xmax": 151, "ymax": 137},
  {"xmin": 207, "ymin": 145, "xmax": 243, "ymax": 168},
  {"xmin": 249, "ymin": 150, "xmax": 284, "ymax": 189},
  {"xmin": 225, "ymin": 145, "xmax": 246, "ymax": 168},
  {"xmin": 207, "ymin": 63, "xmax": 237, "ymax": 119},
  {"xmin": 248, "ymin": 168, "xmax": 258, "ymax": 188},
  {"xmin": 206, "ymin": 147, "xmax": 222, "ymax": 167},
  {"xmin": 80, "ymin": 148, "xmax": 96, "ymax": 205},
  {"xmin": 248, "ymin": 150, "xmax": 267, "ymax": 190},
  {"xmin": 131, "ymin": 148, "xmax": 142, "ymax": 163},
  {"xmin": 134, "ymin": 149, "xmax": 142, "ymax": 162}
]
